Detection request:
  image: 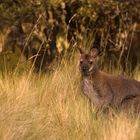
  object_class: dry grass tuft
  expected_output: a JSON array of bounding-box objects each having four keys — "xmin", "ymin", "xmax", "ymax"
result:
[{"xmin": 0, "ymin": 57, "xmax": 140, "ymax": 140}]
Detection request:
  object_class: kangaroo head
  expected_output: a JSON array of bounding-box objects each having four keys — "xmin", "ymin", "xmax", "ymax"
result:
[{"xmin": 78, "ymin": 47, "xmax": 99, "ymax": 76}]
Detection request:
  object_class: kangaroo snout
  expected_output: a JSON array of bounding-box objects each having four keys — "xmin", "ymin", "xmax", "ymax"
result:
[
  {"xmin": 81, "ymin": 64, "xmax": 89, "ymax": 71},
  {"xmin": 80, "ymin": 62, "xmax": 93, "ymax": 76}
]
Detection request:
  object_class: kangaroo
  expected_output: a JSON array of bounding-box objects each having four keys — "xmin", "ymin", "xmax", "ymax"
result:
[{"xmin": 78, "ymin": 47, "xmax": 140, "ymax": 111}]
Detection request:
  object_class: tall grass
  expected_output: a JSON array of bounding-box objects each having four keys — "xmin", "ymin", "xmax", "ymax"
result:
[{"xmin": 0, "ymin": 55, "xmax": 140, "ymax": 140}]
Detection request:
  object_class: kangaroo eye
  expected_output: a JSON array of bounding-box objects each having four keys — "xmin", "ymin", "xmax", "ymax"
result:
[
  {"xmin": 89, "ymin": 60, "xmax": 93, "ymax": 64},
  {"xmin": 80, "ymin": 60, "xmax": 83, "ymax": 64}
]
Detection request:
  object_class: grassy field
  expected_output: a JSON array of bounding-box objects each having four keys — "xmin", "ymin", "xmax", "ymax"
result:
[{"xmin": 0, "ymin": 55, "xmax": 140, "ymax": 140}]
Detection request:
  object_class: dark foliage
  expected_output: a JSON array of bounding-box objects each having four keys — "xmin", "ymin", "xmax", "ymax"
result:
[{"xmin": 0, "ymin": 0, "xmax": 140, "ymax": 73}]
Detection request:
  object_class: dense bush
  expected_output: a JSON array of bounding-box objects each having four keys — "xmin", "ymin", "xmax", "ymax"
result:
[{"xmin": 0, "ymin": 0, "xmax": 140, "ymax": 72}]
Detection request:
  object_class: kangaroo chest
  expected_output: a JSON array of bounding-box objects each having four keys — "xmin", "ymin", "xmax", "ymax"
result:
[{"xmin": 81, "ymin": 78, "xmax": 101, "ymax": 105}]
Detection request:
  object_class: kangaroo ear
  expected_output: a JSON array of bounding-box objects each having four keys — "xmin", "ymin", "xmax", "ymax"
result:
[
  {"xmin": 77, "ymin": 47, "xmax": 85, "ymax": 54},
  {"xmin": 90, "ymin": 48, "xmax": 99, "ymax": 58}
]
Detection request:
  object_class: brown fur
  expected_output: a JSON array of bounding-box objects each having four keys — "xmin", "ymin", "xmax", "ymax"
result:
[{"xmin": 78, "ymin": 47, "xmax": 140, "ymax": 111}]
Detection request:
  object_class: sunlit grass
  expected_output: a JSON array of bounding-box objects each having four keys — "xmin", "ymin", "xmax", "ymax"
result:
[{"xmin": 0, "ymin": 56, "xmax": 140, "ymax": 140}]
